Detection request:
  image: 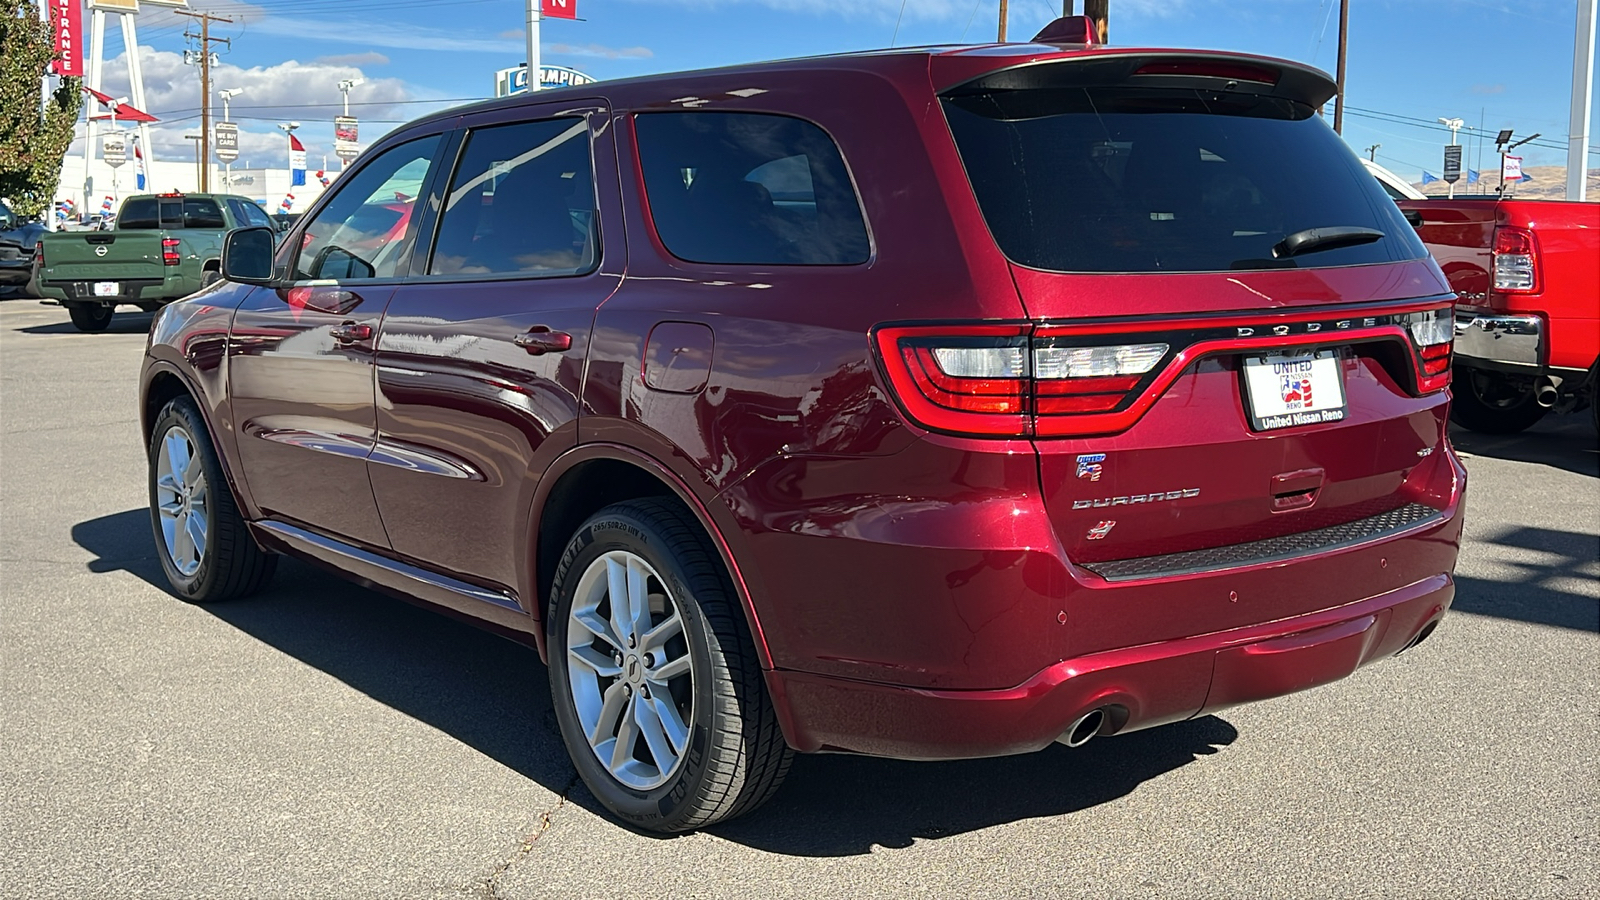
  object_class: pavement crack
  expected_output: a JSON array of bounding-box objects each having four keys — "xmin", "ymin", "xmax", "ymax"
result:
[{"xmin": 473, "ymin": 774, "xmax": 581, "ymax": 900}]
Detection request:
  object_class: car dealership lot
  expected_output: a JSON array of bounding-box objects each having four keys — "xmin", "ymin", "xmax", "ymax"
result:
[{"xmin": 2, "ymin": 299, "xmax": 1595, "ymax": 899}]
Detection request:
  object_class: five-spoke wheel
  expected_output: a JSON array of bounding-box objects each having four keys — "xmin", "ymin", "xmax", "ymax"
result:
[{"xmin": 154, "ymin": 425, "xmax": 209, "ymax": 577}]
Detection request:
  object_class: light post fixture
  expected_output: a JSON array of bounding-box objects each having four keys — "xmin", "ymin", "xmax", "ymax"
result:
[
  {"xmin": 219, "ymin": 88, "xmax": 243, "ymax": 187},
  {"xmin": 1438, "ymin": 117, "xmax": 1464, "ymax": 198},
  {"xmin": 337, "ymin": 78, "xmax": 364, "ymax": 117}
]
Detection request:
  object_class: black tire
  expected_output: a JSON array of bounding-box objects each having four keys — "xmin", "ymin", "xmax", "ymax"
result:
[
  {"xmin": 548, "ymin": 498, "xmax": 791, "ymax": 833},
  {"xmin": 65, "ymin": 302, "xmax": 113, "ymax": 332},
  {"xmin": 200, "ymin": 269, "xmax": 222, "ymax": 289},
  {"xmin": 1450, "ymin": 367, "xmax": 1548, "ymax": 434},
  {"xmin": 147, "ymin": 396, "xmax": 277, "ymax": 602}
]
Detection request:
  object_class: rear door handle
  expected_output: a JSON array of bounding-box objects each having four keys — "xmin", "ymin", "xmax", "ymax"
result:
[
  {"xmin": 513, "ymin": 326, "xmax": 573, "ymax": 355},
  {"xmin": 330, "ymin": 322, "xmax": 373, "ymax": 344}
]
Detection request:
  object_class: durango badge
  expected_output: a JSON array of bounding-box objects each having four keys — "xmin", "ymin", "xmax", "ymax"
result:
[{"xmin": 1075, "ymin": 453, "xmax": 1106, "ymax": 481}]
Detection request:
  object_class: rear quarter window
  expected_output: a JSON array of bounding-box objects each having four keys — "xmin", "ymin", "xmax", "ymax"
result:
[
  {"xmin": 635, "ymin": 112, "xmax": 870, "ymax": 266},
  {"xmin": 118, "ymin": 198, "xmax": 159, "ymax": 229},
  {"xmin": 942, "ymin": 83, "xmax": 1427, "ymax": 273}
]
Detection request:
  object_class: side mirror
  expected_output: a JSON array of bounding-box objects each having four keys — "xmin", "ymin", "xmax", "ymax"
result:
[
  {"xmin": 0, "ymin": 210, "xmax": 16, "ymax": 231},
  {"xmin": 221, "ymin": 226, "xmax": 277, "ymax": 285}
]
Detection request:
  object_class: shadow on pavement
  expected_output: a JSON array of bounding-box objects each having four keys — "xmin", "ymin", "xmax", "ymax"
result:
[
  {"xmin": 72, "ymin": 507, "xmax": 1243, "ymax": 850},
  {"xmin": 1453, "ymin": 525, "xmax": 1600, "ymax": 632},
  {"xmin": 17, "ymin": 310, "xmax": 155, "ymax": 335},
  {"xmin": 710, "ymin": 715, "xmax": 1238, "ymax": 856},
  {"xmin": 1449, "ymin": 415, "xmax": 1599, "ymax": 479}
]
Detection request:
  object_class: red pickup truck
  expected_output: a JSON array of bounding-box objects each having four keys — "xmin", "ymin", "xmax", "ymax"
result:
[{"xmin": 1398, "ymin": 197, "xmax": 1599, "ymax": 433}]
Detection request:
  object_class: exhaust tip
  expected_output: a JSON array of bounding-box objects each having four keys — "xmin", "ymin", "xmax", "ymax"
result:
[
  {"xmin": 1060, "ymin": 708, "xmax": 1107, "ymax": 748},
  {"xmin": 1399, "ymin": 620, "xmax": 1440, "ymax": 655},
  {"xmin": 1534, "ymin": 376, "xmax": 1560, "ymax": 408}
]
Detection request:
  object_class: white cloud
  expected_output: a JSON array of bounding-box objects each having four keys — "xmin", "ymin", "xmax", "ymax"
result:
[
  {"xmin": 68, "ymin": 48, "xmax": 444, "ymax": 165},
  {"xmin": 314, "ymin": 52, "xmax": 391, "ymax": 68},
  {"xmin": 247, "ymin": 17, "xmax": 522, "ymax": 53}
]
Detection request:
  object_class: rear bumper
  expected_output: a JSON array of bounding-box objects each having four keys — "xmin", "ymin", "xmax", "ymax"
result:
[
  {"xmin": 769, "ymin": 571, "xmax": 1453, "ymax": 760},
  {"xmin": 40, "ymin": 277, "xmax": 167, "ymax": 305},
  {"xmin": 1453, "ymin": 310, "xmax": 1542, "ymax": 370}
]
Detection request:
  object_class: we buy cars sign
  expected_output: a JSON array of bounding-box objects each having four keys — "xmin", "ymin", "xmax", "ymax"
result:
[
  {"xmin": 51, "ymin": 0, "xmax": 83, "ymax": 77},
  {"xmin": 542, "ymin": 0, "xmax": 577, "ymax": 19}
]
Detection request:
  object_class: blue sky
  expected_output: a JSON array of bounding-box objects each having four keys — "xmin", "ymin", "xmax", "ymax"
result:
[{"xmin": 83, "ymin": 0, "xmax": 1598, "ymax": 182}]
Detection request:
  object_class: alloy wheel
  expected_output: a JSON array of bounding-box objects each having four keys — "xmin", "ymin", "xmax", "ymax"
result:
[
  {"xmin": 565, "ymin": 550, "xmax": 694, "ymax": 791},
  {"xmin": 154, "ymin": 424, "xmax": 209, "ymax": 577}
]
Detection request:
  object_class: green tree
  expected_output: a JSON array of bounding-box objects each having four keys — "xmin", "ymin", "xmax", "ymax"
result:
[{"xmin": 1, "ymin": 2, "xmax": 83, "ymax": 218}]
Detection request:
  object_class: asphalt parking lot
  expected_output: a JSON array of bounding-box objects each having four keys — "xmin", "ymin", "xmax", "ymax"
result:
[{"xmin": 2, "ymin": 298, "xmax": 1596, "ymax": 899}]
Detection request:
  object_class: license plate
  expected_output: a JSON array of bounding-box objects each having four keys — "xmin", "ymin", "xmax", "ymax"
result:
[
  {"xmin": 1243, "ymin": 350, "xmax": 1347, "ymax": 431},
  {"xmin": 92, "ymin": 282, "xmax": 119, "ymax": 297}
]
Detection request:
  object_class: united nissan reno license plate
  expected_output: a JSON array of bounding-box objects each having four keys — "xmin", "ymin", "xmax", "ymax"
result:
[
  {"xmin": 92, "ymin": 282, "xmax": 119, "ymax": 297},
  {"xmin": 1243, "ymin": 350, "xmax": 1347, "ymax": 431}
]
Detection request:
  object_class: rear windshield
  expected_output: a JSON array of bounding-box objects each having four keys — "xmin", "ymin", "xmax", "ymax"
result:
[
  {"xmin": 942, "ymin": 83, "xmax": 1427, "ymax": 273},
  {"xmin": 115, "ymin": 197, "xmax": 227, "ymax": 230}
]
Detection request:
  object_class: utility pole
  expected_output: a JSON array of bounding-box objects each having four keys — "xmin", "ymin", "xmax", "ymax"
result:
[
  {"xmin": 1082, "ymin": 0, "xmax": 1108, "ymax": 42},
  {"xmin": 1333, "ymin": 0, "xmax": 1350, "ymax": 133},
  {"xmin": 998, "ymin": 0, "xmax": 1008, "ymax": 41},
  {"xmin": 1364, "ymin": 143, "xmax": 1380, "ymax": 161},
  {"xmin": 177, "ymin": 9, "xmax": 232, "ymax": 193},
  {"xmin": 1567, "ymin": 0, "xmax": 1596, "ymax": 200},
  {"xmin": 185, "ymin": 134, "xmax": 204, "ymax": 191}
]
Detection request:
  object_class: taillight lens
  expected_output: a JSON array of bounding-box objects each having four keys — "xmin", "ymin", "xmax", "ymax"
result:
[
  {"xmin": 1033, "ymin": 343, "xmax": 1168, "ymax": 415},
  {"xmin": 162, "ymin": 237, "xmax": 181, "ymax": 266},
  {"xmin": 1400, "ymin": 307, "xmax": 1453, "ymax": 390},
  {"xmin": 1492, "ymin": 227, "xmax": 1539, "ymax": 293},
  {"xmin": 877, "ymin": 325, "xmax": 1031, "ymax": 436}
]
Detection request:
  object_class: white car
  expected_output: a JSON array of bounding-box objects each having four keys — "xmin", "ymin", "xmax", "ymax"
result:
[{"xmin": 1361, "ymin": 158, "xmax": 1427, "ymax": 201}]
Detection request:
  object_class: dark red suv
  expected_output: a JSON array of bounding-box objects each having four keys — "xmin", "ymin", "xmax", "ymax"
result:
[{"xmin": 141, "ymin": 28, "xmax": 1464, "ymax": 832}]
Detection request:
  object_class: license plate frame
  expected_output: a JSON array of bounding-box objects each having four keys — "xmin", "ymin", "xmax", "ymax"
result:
[
  {"xmin": 1242, "ymin": 349, "xmax": 1348, "ymax": 431},
  {"xmin": 92, "ymin": 281, "xmax": 119, "ymax": 297}
]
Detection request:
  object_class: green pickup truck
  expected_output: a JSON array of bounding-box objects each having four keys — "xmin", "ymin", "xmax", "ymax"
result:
[{"xmin": 37, "ymin": 192, "xmax": 276, "ymax": 331}]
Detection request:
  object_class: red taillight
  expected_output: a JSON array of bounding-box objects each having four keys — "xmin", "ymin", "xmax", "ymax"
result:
[
  {"xmin": 162, "ymin": 237, "xmax": 181, "ymax": 266},
  {"xmin": 875, "ymin": 325, "xmax": 1031, "ymax": 436},
  {"xmin": 1402, "ymin": 308, "xmax": 1453, "ymax": 392},
  {"xmin": 1492, "ymin": 227, "xmax": 1539, "ymax": 293}
]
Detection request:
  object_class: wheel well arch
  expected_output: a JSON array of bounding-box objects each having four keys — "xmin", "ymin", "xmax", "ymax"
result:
[
  {"xmin": 530, "ymin": 450, "xmax": 772, "ymax": 669},
  {"xmin": 202, "ymin": 258, "xmax": 221, "ymax": 273},
  {"xmin": 142, "ymin": 369, "xmax": 194, "ymax": 444},
  {"xmin": 534, "ymin": 458, "xmax": 675, "ymax": 620}
]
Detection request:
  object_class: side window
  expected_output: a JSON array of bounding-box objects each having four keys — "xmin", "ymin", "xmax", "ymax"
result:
[
  {"xmin": 240, "ymin": 202, "xmax": 273, "ymax": 228},
  {"xmin": 119, "ymin": 198, "xmax": 158, "ymax": 229},
  {"xmin": 427, "ymin": 118, "xmax": 596, "ymax": 277},
  {"xmin": 293, "ymin": 135, "xmax": 440, "ymax": 282},
  {"xmin": 184, "ymin": 198, "xmax": 226, "ymax": 229},
  {"xmin": 635, "ymin": 112, "xmax": 870, "ymax": 265}
]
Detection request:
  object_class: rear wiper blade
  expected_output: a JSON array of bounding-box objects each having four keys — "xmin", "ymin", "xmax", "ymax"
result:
[{"xmin": 1272, "ymin": 226, "xmax": 1385, "ymax": 259}]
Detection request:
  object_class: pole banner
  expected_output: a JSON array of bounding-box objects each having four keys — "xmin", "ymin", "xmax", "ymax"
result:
[{"xmin": 51, "ymin": 0, "xmax": 84, "ymax": 77}]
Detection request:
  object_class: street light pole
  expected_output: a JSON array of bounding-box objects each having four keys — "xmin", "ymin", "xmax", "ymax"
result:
[
  {"xmin": 1438, "ymin": 117, "xmax": 1464, "ymax": 199},
  {"xmin": 526, "ymin": 0, "xmax": 541, "ymax": 93},
  {"xmin": 1333, "ymin": 0, "xmax": 1350, "ymax": 133},
  {"xmin": 219, "ymin": 88, "xmax": 243, "ymax": 189},
  {"xmin": 1364, "ymin": 143, "xmax": 1380, "ymax": 162}
]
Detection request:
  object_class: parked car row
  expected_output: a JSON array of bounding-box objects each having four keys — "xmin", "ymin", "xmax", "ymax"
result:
[{"xmin": 138, "ymin": 23, "xmax": 1470, "ymax": 833}]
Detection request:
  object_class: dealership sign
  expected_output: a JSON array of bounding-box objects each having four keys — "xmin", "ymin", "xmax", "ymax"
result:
[
  {"xmin": 494, "ymin": 64, "xmax": 597, "ymax": 97},
  {"xmin": 51, "ymin": 0, "xmax": 83, "ymax": 77}
]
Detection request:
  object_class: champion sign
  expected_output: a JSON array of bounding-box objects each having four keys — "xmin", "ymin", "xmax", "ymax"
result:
[{"xmin": 494, "ymin": 64, "xmax": 598, "ymax": 97}]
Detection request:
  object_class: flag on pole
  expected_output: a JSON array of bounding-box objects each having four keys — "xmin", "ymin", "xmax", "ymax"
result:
[
  {"xmin": 1502, "ymin": 155, "xmax": 1524, "ymax": 182},
  {"xmin": 101, "ymin": 196, "xmax": 115, "ymax": 214},
  {"xmin": 289, "ymin": 134, "xmax": 307, "ymax": 187},
  {"xmin": 315, "ymin": 170, "xmax": 331, "ymax": 188},
  {"xmin": 82, "ymin": 87, "xmax": 160, "ymax": 123},
  {"xmin": 1467, "ymin": 169, "xmax": 1479, "ymax": 184},
  {"xmin": 1421, "ymin": 171, "xmax": 1440, "ymax": 184},
  {"xmin": 280, "ymin": 194, "xmax": 295, "ymax": 213},
  {"xmin": 134, "ymin": 139, "xmax": 147, "ymax": 191}
]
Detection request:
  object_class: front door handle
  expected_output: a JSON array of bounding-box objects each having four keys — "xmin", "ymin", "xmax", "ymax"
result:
[
  {"xmin": 330, "ymin": 321, "xmax": 373, "ymax": 344},
  {"xmin": 513, "ymin": 326, "xmax": 573, "ymax": 355}
]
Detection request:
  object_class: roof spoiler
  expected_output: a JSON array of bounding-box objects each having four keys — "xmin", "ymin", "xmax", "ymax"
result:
[{"xmin": 1033, "ymin": 16, "xmax": 1100, "ymax": 45}]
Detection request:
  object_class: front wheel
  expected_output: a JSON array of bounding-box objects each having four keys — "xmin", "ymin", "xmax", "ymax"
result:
[
  {"xmin": 548, "ymin": 499, "xmax": 791, "ymax": 833},
  {"xmin": 1450, "ymin": 367, "xmax": 1548, "ymax": 434},
  {"xmin": 65, "ymin": 302, "xmax": 114, "ymax": 332},
  {"xmin": 148, "ymin": 396, "xmax": 277, "ymax": 601}
]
